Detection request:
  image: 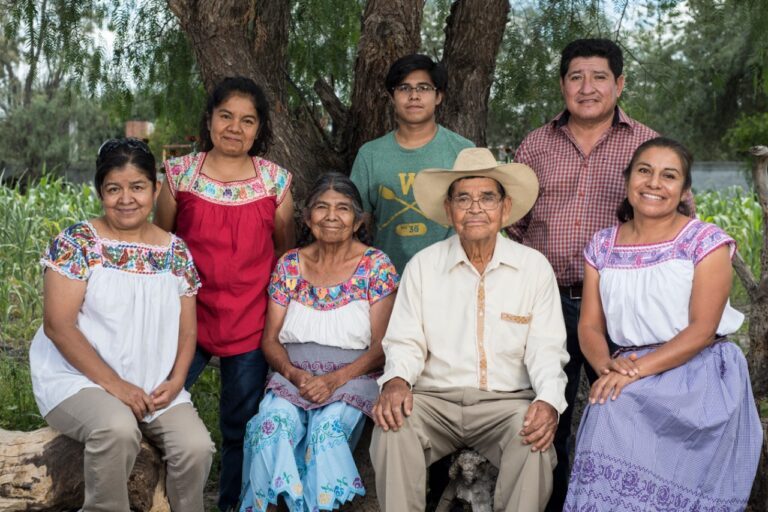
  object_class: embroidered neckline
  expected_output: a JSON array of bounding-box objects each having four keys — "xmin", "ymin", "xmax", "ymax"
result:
[
  {"xmin": 84, "ymin": 220, "xmax": 173, "ymax": 250},
  {"xmin": 611, "ymin": 218, "xmax": 695, "ymax": 249},
  {"xmin": 294, "ymin": 248, "xmax": 372, "ymax": 291}
]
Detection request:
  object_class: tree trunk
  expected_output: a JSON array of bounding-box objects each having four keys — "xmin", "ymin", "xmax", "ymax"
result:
[
  {"xmin": 0, "ymin": 427, "xmax": 169, "ymax": 512},
  {"xmin": 734, "ymin": 146, "xmax": 768, "ymax": 398},
  {"xmin": 738, "ymin": 146, "xmax": 768, "ymax": 509},
  {"xmin": 167, "ymin": 0, "xmax": 506, "ymax": 199},
  {"xmin": 438, "ymin": 0, "xmax": 509, "ymax": 146},
  {"xmin": 341, "ymin": 0, "xmax": 424, "ymax": 169}
]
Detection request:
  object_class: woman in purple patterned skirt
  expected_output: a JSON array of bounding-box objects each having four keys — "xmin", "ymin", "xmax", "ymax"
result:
[{"xmin": 565, "ymin": 137, "xmax": 761, "ymax": 511}]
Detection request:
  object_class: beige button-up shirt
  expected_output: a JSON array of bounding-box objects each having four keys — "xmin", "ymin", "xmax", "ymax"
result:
[{"xmin": 379, "ymin": 233, "xmax": 569, "ymax": 413}]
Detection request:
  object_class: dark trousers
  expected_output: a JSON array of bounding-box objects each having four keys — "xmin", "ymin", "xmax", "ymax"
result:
[
  {"xmin": 545, "ymin": 294, "xmax": 597, "ymax": 512},
  {"xmin": 185, "ymin": 346, "xmax": 268, "ymax": 512}
]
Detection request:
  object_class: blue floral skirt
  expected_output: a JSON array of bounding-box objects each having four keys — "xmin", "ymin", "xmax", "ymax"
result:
[
  {"xmin": 239, "ymin": 392, "xmax": 367, "ymax": 512},
  {"xmin": 564, "ymin": 341, "xmax": 761, "ymax": 511}
]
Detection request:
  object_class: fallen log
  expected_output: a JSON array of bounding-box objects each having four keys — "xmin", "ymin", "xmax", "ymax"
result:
[{"xmin": 0, "ymin": 427, "xmax": 170, "ymax": 512}]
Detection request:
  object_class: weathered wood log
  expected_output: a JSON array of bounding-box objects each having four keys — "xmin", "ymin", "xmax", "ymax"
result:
[{"xmin": 0, "ymin": 427, "xmax": 169, "ymax": 512}]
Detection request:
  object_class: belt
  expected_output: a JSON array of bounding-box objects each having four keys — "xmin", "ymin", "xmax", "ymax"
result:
[{"xmin": 558, "ymin": 283, "xmax": 583, "ymax": 299}]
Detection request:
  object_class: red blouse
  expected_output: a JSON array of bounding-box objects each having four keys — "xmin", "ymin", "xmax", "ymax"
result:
[{"xmin": 164, "ymin": 152, "xmax": 292, "ymax": 356}]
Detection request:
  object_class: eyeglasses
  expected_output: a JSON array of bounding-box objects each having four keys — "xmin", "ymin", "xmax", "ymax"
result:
[
  {"xmin": 97, "ymin": 138, "xmax": 151, "ymax": 161},
  {"xmin": 393, "ymin": 84, "xmax": 438, "ymax": 96},
  {"xmin": 450, "ymin": 194, "xmax": 502, "ymax": 211}
]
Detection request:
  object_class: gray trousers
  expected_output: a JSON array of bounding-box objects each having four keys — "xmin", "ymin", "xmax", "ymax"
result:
[
  {"xmin": 45, "ymin": 387, "xmax": 214, "ymax": 512},
  {"xmin": 370, "ymin": 387, "xmax": 556, "ymax": 512}
]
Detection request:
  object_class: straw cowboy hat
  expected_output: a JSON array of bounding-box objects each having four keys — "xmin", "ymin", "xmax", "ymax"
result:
[{"xmin": 413, "ymin": 148, "xmax": 539, "ymax": 228}]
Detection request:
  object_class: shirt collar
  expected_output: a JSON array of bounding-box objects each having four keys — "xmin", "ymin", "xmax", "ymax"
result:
[
  {"xmin": 445, "ymin": 233, "xmax": 521, "ymax": 274},
  {"xmin": 552, "ymin": 106, "xmax": 627, "ymax": 129}
]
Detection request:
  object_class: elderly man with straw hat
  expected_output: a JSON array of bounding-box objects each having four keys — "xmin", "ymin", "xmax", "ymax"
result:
[{"xmin": 369, "ymin": 148, "xmax": 569, "ymax": 511}]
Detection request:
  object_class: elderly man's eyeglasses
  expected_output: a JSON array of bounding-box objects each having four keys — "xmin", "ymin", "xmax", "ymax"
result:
[
  {"xmin": 393, "ymin": 84, "xmax": 438, "ymax": 95},
  {"xmin": 450, "ymin": 194, "xmax": 502, "ymax": 211}
]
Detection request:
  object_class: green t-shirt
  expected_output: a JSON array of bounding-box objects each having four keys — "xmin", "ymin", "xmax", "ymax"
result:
[{"xmin": 350, "ymin": 125, "xmax": 474, "ymax": 273}]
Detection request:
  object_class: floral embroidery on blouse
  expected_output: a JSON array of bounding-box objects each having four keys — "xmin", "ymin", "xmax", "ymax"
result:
[
  {"xmin": 584, "ymin": 219, "xmax": 736, "ymax": 271},
  {"xmin": 268, "ymin": 247, "xmax": 399, "ymax": 311},
  {"xmin": 163, "ymin": 152, "xmax": 291, "ymax": 206},
  {"xmin": 40, "ymin": 222, "xmax": 202, "ymax": 296}
]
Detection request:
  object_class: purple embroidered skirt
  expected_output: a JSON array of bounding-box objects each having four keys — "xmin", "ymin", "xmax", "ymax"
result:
[
  {"xmin": 565, "ymin": 341, "xmax": 762, "ymax": 512},
  {"xmin": 265, "ymin": 342, "xmax": 380, "ymax": 418}
]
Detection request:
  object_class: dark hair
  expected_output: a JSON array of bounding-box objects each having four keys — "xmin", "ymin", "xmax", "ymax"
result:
[
  {"xmin": 446, "ymin": 176, "xmax": 506, "ymax": 199},
  {"xmin": 385, "ymin": 54, "xmax": 448, "ymax": 96},
  {"xmin": 95, "ymin": 138, "xmax": 157, "ymax": 198},
  {"xmin": 616, "ymin": 137, "xmax": 694, "ymax": 222},
  {"xmin": 198, "ymin": 76, "xmax": 272, "ymax": 156},
  {"xmin": 298, "ymin": 172, "xmax": 371, "ymax": 246},
  {"xmin": 560, "ymin": 38, "xmax": 623, "ymax": 80}
]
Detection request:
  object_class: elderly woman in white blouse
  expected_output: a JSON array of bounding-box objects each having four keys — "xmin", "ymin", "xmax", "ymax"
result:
[
  {"xmin": 29, "ymin": 139, "xmax": 213, "ymax": 512},
  {"xmin": 238, "ymin": 172, "xmax": 398, "ymax": 512}
]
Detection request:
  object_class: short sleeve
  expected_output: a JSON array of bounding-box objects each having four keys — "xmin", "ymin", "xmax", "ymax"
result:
[
  {"xmin": 171, "ymin": 237, "xmax": 202, "ymax": 296},
  {"xmin": 40, "ymin": 223, "xmax": 98, "ymax": 281},
  {"xmin": 583, "ymin": 227, "xmax": 615, "ymax": 270},
  {"xmin": 163, "ymin": 153, "xmax": 200, "ymax": 198},
  {"xmin": 268, "ymin": 252, "xmax": 295, "ymax": 306},
  {"xmin": 350, "ymin": 150, "xmax": 372, "ymax": 213},
  {"xmin": 367, "ymin": 250, "xmax": 399, "ymax": 304},
  {"xmin": 692, "ymin": 223, "xmax": 736, "ymax": 265},
  {"xmin": 266, "ymin": 161, "xmax": 292, "ymax": 206}
]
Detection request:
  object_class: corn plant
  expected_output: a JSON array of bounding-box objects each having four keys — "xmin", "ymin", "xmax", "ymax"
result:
[
  {"xmin": 0, "ymin": 174, "xmax": 101, "ymax": 346},
  {"xmin": 695, "ymin": 187, "xmax": 763, "ymax": 278}
]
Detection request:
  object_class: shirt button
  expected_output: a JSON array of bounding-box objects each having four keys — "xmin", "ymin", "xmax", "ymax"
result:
[
  {"xmin": 479, "ymin": 310, "xmax": 484, "ymax": 316},
  {"xmin": 578, "ymin": 192, "xmax": 585, "ymax": 197},
  {"xmin": 575, "ymin": 221, "xmax": 581, "ymax": 227}
]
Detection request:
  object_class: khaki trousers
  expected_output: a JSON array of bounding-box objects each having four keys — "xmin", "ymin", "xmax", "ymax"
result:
[
  {"xmin": 370, "ymin": 387, "xmax": 556, "ymax": 512},
  {"xmin": 45, "ymin": 387, "xmax": 215, "ymax": 512}
]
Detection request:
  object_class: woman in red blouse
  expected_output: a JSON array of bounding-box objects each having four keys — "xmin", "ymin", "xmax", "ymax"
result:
[{"xmin": 155, "ymin": 76, "xmax": 295, "ymax": 512}]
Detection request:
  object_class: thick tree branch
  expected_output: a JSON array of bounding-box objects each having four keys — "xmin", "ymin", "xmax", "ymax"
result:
[
  {"xmin": 439, "ymin": 0, "xmax": 509, "ymax": 145},
  {"xmin": 344, "ymin": 0, "xmax": 423, "ymax": 168},
  {"xmin": 313, "ymin": 77, "xmax": 349, "ymax": 141},
  {"xmin": 751, "ymin": 145, "xmax": 768, "ymax": 288},
  {"xmin": 733, "ymin": 250, "xmax": 759, "ymax": 301}
]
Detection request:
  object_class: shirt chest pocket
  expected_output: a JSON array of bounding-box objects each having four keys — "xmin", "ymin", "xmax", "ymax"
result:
[{"xmin": 490, "ymin": 312, "xmax": 532, "ymax": 359}]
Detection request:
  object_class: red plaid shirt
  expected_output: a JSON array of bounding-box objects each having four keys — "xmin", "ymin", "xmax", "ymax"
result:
[{"xmin": 507, "ymin": 108, "xmax": 658, "ymax": 286}]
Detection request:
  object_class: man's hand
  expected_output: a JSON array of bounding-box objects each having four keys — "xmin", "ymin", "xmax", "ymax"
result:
[
  {"xmin": 372, "ymin": 377, "xmax": 413, "ymax": 432},
  {"xmin": 520, "ymin": 401, "xmax": 558, "ymax": 452}
]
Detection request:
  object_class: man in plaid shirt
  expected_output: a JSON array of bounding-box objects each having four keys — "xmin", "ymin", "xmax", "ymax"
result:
[{"xmin": 507, "ymin": 38, "xmax": 658, "ymax": 511}]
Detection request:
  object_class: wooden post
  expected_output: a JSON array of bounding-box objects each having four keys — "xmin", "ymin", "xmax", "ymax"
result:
[{"xmin": 740, "ymin": 145, "xmax": 768, "ymax": 511}]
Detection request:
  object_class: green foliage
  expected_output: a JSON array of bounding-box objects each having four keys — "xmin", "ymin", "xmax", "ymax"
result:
[
  {"xmin": 626, "ymin": 0, "xmax": 768, "ymax": 160},
  {"xmin": 489, "ymin": 0, "xmax": 618, "ymax": 147},
  {"xmin": 107, "ymin": 0, "xmax": 205, "ymax": 147},
  {"xmin": 724, "ymin": 112, "xmax": 768, "ymax": 155},
  {"xmin": 695, "ymin": 187, "xmax": 763, "ymax": 280},
  {"xmin": 0, "ymin": 174, "xmax": 101, "ymax": 346},
  {"xmin": 0, "ymin": 355, "xmax": 42, "ymax": 430},
  {"xmin": 288, "ymin": 0, "xmax": 364, "ymax": 107},
  {"xmin": 695, "ymin": 187, "xmax": 763, "ymax": 311},
  {"xmin": 2, "ymin": 0, "xmax": 108, "ymax": 105},
  {"xmin": 0, "ymin": 89, "xmax": 120, "ymax": 175}
]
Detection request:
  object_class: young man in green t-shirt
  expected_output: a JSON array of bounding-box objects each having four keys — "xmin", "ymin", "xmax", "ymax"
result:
[{"xmin": 350, "ymin": 54, "xmax": 474, "ymax": 273}]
